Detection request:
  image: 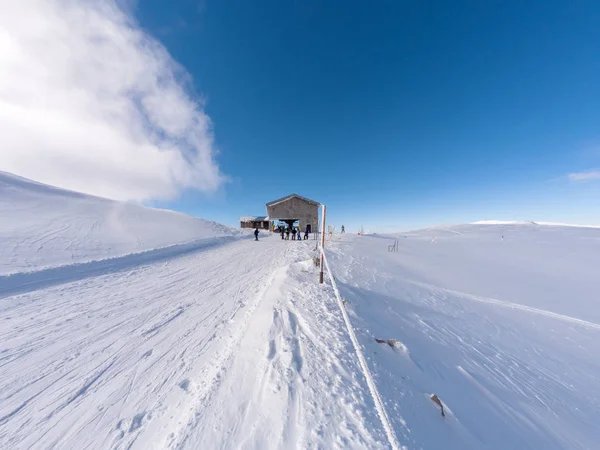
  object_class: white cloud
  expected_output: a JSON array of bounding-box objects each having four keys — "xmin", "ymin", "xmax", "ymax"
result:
[
  {"xmin": 0, "ymin": 0, "xmax": 224, "ymax": 202},
  {"xmin": 568, "ymin": 169, "xmax": 600, "ymax": 182}
]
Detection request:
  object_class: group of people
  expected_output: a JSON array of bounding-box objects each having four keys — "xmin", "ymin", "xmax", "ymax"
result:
[
  {"xmin": 253, "ymin": 225, "xmax": 310, "ymax": 241},
  {"xmin": 277, "ymin": 225, "xmax": 309, "ymax": 241}
]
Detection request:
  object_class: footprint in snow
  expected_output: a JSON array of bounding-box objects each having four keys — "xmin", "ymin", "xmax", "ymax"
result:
[
  {"xmin": 179, "ymin": 379, "xmax": 191, "ymax": 392},
  {"xmin": 129, "ymin": 412, "xmax": 146, "ymax": 432}
]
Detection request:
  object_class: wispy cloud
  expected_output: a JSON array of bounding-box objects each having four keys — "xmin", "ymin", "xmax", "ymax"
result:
[
  {"xmin": 0, "ymin": 0, "xmax": 224, "ymax": 202},
  {"xmin": 568, "ymin": 169, "xmax": 600, "ymax": 182}
]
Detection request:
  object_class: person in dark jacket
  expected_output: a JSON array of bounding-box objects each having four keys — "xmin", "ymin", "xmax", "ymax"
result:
[
  {"xmin": 291, "ymin": 228, "xmax": 297, "ymax": 240},
  {"xmin": 254, "ymin": 228, "xmax": 259, "ymax": 241},
  {"xmin": 280, "ymin": 226, "xmax": 285, "ymax": 240},
  {"xmin": 285, "ymin": 227, "xmax": 290, "ymax": 240},
  {"xmin": 304, "ymin": 226, "xmax": 309, "ymax": 240}
]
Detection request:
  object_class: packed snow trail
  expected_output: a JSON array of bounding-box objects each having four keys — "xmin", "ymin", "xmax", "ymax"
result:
[
  {"xmin": 0, "ymin": 236, "xmax": 290, "ymax": 449},
  {"xmin": 0, "ymin": 235, "xmax": 391, "ymax": 449},
  {"xmin": 176, "ymin": 243, "xmax": 389, "ymax": 449}
]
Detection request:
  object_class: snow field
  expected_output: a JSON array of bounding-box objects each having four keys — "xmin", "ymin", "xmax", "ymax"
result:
[{"xmin": 325, "ymin": 228, "xmax": 600, "ymax": 449}]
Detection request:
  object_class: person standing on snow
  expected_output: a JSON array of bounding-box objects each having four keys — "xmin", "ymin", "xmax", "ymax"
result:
[
  {"xmin": 280, "ymin": 226, "xmax": 285, "ymax": 240},
  {"xmin": 254, "ymin": 228, "xmax": 259, "ymax": 241},
  {"xmin": 291, "ymin": 228, "xmax": 297, "ymax": 240},
  {"xmin": 341, "ymin": 225, "xmax": 345, "ymax": 233},
  {"xmin": 285, "ymin": 227, "xmax": 290, "ymax": 240}
]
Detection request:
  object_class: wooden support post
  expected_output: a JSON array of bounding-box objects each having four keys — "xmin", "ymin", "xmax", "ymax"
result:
[{"xmin": 319, "ymin": 204, "xmax": 326, "ymax": 284}]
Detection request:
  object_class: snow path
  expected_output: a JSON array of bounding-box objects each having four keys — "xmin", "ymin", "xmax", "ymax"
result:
[
  {"xmin": 0, "ymin": 235, "xmax": 392, "ymax": 449},
  {"xmin": 0, "ymin": 236, "xmax": 290, "ymax": 449},
  {"xmin": 176, "ymin": 243, "xmax": 388, "ymax": 449}
]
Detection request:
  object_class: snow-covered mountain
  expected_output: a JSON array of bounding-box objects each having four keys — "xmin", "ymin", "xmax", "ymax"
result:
[{"xmin": 0, "ymin": 171, "xmax": 240, "ymax": 275}]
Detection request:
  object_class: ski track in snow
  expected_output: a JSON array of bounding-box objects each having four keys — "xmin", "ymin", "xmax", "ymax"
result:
[
  {"xmin": 0, "ymin": 235, "xmax": 391, "ymax": 450},
  {"xmin": 175, "ymin": 245, "xmax": 388, "ymax": 450},
  {"xmin": 0, "ymin": 236, "xmax": 294, "ymax": 449}
]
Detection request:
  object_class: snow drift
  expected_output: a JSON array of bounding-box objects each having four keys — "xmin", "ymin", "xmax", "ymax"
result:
[{"xmin": 0, "ymin": 171, "xmax": 239, "ymax": 275}]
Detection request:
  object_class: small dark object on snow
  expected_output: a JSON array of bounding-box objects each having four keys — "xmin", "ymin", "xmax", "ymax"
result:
[
  {"xmin": 374, "ymin": 338, "xmax": 399, "ymax": 349},
  {"xmin": 430, "ymin": 394, "xmax": 445, "ymax": 417}
]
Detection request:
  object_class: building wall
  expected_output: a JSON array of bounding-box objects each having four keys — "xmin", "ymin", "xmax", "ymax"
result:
[
  {"xmin": 266, "ymin": 197, "xmax": 319, "ymax": 232},
  {"xmin": 240, "ymin": 221, "xmax": 270, "ymax": 229}
]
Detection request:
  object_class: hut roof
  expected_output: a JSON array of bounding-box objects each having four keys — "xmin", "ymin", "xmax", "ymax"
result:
[
  {"xmin": 239, "ymin": 216, "xmax": 268, "ymax": 222},
  {"xmin": 266, "ymin": 194, "xmax": 320, "ymax": 207}
]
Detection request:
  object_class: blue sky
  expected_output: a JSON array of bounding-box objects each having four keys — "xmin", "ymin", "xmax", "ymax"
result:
[{"xmin": 137, "ymin": 0, "xmax": 600, "ymax": 231}]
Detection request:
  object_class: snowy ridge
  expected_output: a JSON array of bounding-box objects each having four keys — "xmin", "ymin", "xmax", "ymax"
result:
[
  {"xmin": 0, "ymin": 170, "xmax": 242, "ymax": 276},
  {"xmin": 472, "ymin": 220, "xmax": 540, "ymax": 226},
  {"xmin": 473, "ymin": 219, "xmax": 600, "ymax": 228}
]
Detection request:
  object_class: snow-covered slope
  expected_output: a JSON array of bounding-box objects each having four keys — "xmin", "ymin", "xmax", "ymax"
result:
[
  {"xmin": 326, "ymin": 224, "xmax": 600, "ymax": 449},
  {"xmin": 0, "ymin": 171, "xmax": 239, "ymax": 275},
  {"xmin": 2, "ymin": 177, "xmax": 598, "ymax": 450},
  {"xmin": 387, "ymin": 222, "xmax": 600, "ymax": 322}
]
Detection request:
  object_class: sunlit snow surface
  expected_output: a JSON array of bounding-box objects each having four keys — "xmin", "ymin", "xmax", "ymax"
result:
[
  {"xmin": 1, "ymin": 172, "xmax": 598, "ymax": 449},
  {"xmin": 0, "ymin": 171, "xmax": 239, "ymax": 276},
  {"xmin": 327, "ymin": 225, "xmax": 600, "ymax": 449}
]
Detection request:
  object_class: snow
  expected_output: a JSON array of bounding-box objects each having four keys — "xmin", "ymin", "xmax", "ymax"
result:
[
  {"xmin": 474, "ymin": 220, "xmax": 600, "ymax": 228},
  {"xmin": 0, "ymin": 170, "xmax": 241, "ymax": 276},
  {"xmin": 1, "ymin": 235, "xmax": 293, "ymax": 449},
  {"xmin": 472, "ymin": 220, "xmax": 541, "ymax": 225},
  {"xmin": 1, "ymin": 172, "xmax": 599, "ymax": 449},
  {"xmin": 325, "ymin": 225, "xmax": 600, "ymax": 449}
]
